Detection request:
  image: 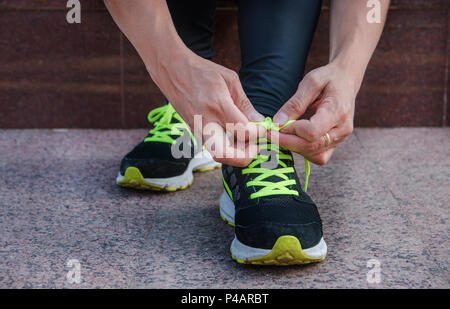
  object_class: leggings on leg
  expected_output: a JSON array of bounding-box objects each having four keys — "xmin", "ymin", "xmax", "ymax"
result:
[
  {"xmin": 238, "ymin": 0, "xmax": 322, "ymax": 116},
  {"xmin": 166, "ymin": 0, "xmax": 217, "ymax": 61},
  {"xmin": 166, "ymin": 0, "xmax": 322, "ymax": 117}
]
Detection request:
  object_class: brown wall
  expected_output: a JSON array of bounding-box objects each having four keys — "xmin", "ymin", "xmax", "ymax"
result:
[{"xmin": 0, "ymin": 0, "xmax": 448, "ymax": 128}]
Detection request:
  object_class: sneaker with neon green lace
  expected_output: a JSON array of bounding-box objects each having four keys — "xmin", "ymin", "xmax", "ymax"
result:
[
  {"xmin": 116, "ymin": 103, "xmax": 220, "ymax": 191},
  {"xmin": 220, "ymin": 134, "xmax": 327, "ymax": 265}
]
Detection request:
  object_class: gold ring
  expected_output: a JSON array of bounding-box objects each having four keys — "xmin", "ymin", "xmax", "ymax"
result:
[{"xmin": 323, "ymin": 133, "xmax": 331, "ymax": 147}]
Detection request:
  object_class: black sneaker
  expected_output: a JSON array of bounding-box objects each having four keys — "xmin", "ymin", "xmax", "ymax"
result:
[
  {"xmin": 220, "ymin": 139, "xmax": 327, "ymax": 265},
  {"xmin": 116, "ymin": 103, "xmax": 220, "ymax": 191}
]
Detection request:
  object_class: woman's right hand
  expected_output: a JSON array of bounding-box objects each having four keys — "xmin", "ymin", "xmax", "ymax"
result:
[
  {"xmin": 149, "ymin": 47, "xmax": 265, "ymax": 166},
  {"xmin": 104, "ymin": 0, "xmax": 264, "ymax": 166}
]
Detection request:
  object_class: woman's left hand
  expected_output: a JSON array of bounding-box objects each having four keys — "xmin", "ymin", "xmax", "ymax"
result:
[{"xmin": 272, "ymin": 62, "xmax": 358, "ymax": 165}]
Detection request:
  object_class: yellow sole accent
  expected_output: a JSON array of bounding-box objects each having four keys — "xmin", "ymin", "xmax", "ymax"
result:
[
  {"xmin": 220, "ymin": 213, "xmax": 235, "ymax": 227},
  {"xmin": 117, "ymin": 167, "xmax": 193, "ymax": 192},
  {"xmin": 232, "ymin": 236, "xmax": 325, "ymax": 266},
  {"xmin": 118, "ymin": 163, "xmax": 220, "ymax": 191},
  {"xmin": 193, "ymin": 164, "xmax": 221, "ymax": 173}
]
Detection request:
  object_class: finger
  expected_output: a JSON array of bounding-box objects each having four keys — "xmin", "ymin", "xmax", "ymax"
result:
[
  {"xmin": 213, "ymin": 141, "xmax": 256, "ymax": 167},
  {"xmin": 214, "ymin": 94, "xmax": 260, "ymax": 143},
  {"xmin": 224, "ymin": 71, "xmax": 265, "ymax": 122},
  {"xmin": 273, "ymin": 69, "xmax": 327, "ymax": 125},
  {"xmin": 274, "ymin": 131, "xmax": 338, "ymax": 165},
  {"xmin": 281, "ymin": 103, "xmax": 340, "ymax": 142},
  {"xmin": 308, "ymin": 148, "xmax": 336, "ymax": 166},
  {"xmin": 224, "ymin": 121, "xmax": 266, "ymax": 145},
  {"xmin": 214, "ymin": 75, "xmax": 265, "ymax": 142},
  {"xmin": 272, "ymin": 128, "xmax": 344, "ymax": 159},
  {"xmin": 223, "ymin": 138, "xmax": 259, "ymax": 167},
  {"xmin": 314, "ymin": 119, "xmax": 353, "ymax": 148},
  {"xmin": 270, "ymin": 132, "xmax": 311, "ymax": 158},
  {"xmin": 203, "ymin": 122, "xmax": 257, "ymax": 167},
  {"xmin": 319, "ymin": 127, "xmax": 348, "ymax": 149}
]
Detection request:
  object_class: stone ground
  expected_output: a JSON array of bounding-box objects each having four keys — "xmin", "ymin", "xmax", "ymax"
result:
[{"xmin": 0, "ymin": 128, "xmax": 448, "ymax": 288}]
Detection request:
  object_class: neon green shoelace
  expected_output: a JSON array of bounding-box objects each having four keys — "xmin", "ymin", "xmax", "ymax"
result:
[
  {"xmin": 243, "ymin": 117, "xmax": 310, "ymax": 199},
  {"xmin": 144, "ymin": 103, "xmax": 195, "ymax": 145}
]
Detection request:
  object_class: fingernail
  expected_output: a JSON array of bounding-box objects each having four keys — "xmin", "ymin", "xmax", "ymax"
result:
[
  {"xmin": 249, "ymin": 111, "xmax": 265, "ymax": 122},
  {"xmin": 273, "ymin": 112, "xmax": 288, "ymax": 125}
]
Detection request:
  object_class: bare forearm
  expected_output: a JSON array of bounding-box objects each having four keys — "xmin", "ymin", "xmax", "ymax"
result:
[
  {"xmin": 104, "ymin": 0, "xmax": 263, "ymax": 165},
  {"xmin": 329, "ymin": 0, "xmax": 390, "ymax": 93},
  {"xmin": 104, "ymin": 0, "xmax": 189, "ymax": 75}
]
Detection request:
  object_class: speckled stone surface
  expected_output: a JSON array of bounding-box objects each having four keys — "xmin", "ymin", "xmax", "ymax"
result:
[{"xmin": 0, "ymin": 128, "xmax": 448, "ymax": 288}]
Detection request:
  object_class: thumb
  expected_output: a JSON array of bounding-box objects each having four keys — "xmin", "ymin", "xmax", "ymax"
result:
[
  {"xmin": 225, "ymin": 72, "xmax": 265, "ymax": 122},
  {"xmin": 273, "ymin": 70, "xmax": 326, "ymax": 126}
]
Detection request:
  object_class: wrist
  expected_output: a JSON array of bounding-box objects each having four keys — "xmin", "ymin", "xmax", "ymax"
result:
[
  {"xmin": 328, "ymin": 57, "xmax": 365, "ymax": 95},
  {"xmin": 145, "ymin": 39, "xmax": 193, "ymax": 79}
]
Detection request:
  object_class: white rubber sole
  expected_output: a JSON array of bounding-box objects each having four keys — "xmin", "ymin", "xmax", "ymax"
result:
[
  {"xmin": 231, "ymin": 236, "xmax": 327, "ymax": 261},
  {"xmin": 116, "ymin": 149, "xmax": 220, "ymax": 191},
  {"xmin": 219, "ymin": 191, "xmax": 327, "ymax": 263},
  {"xmin": 219, "ymin": 191, "xmax": 236, "ymax": 226}
]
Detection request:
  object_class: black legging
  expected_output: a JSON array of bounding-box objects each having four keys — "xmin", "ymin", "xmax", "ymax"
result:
[{"xmin": 166, "ymin": 0, "xmax": 322, "ymax": 117}]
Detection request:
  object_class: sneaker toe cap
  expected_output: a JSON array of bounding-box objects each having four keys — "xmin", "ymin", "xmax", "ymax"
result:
[
  {"xmin": 235, "ymin": 198, "xmax": 323, "ymax": 250},
  {"xmin": 235, "ymin": 221, "xmax": 323, "ymax": 250}
]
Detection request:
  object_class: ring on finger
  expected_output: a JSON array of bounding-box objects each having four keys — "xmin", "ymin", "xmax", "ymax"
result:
[{"xmin": 323, "ymin": 132, "xmax": 331, "ymax": 147}]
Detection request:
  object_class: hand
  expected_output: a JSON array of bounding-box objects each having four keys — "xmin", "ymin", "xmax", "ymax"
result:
[
  {"xmin": 104, "ymin": 0, "xmax": 266, "ymax": 166},
  {"xmin": 272, "ymin": 63, "xmax": 357, "ymax": 165},
  {"xmin": 151, "ymin": 48, "xmax": 265, "ymax": 166}
]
